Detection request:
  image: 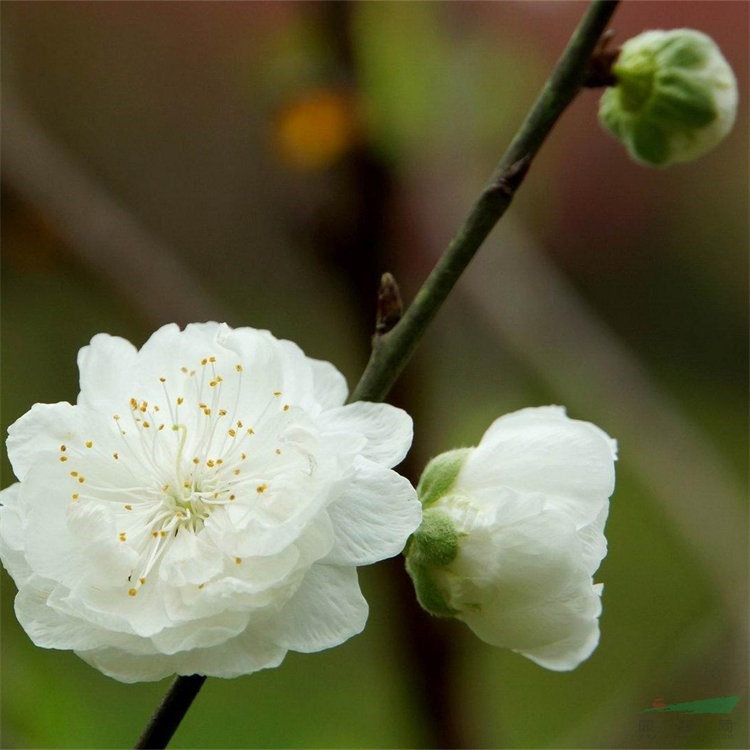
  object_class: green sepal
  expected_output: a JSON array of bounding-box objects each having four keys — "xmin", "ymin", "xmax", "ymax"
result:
[
  {"xmin": 416, "ymin": 448, "xmax": 469, "ymax": 508},
  {"xmin": 404, "ymin": 509, "xmax": 460, "ymax": 617},
  {"xmin": 405, "ymin": 559, "xmax": 458, "ymax": 618},
  {"xmin": 409, "ymin": 509, "xmax": 460, "ymax": 566},
  {"xmin": 651, "ymin": 71, "xmax": 716, "ymax": 127}
]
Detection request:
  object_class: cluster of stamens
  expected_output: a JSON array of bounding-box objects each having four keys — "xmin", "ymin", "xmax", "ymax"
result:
[{"xmin": 60, "ymin": 355, "xmax": 293, "ymax": 598}]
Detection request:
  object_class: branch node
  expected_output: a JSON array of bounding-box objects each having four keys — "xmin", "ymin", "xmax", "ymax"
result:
[
  {"xmin": 491, "ymin": 155, "xmax": 533, "ymax": 200},
  {"xmin": 375, "ymin": 272, "xmax": 403, "ymax": 336}
]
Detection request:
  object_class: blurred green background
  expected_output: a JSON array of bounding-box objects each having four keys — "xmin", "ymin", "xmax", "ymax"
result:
[{"xmin": 1, "ymin": 2, "xmax": 747, "ymax": 748}]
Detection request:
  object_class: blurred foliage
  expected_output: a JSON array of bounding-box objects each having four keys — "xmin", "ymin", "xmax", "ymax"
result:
[{"xmin": 1, "ymin": 2, "xmax": 747, "ymax": 749}]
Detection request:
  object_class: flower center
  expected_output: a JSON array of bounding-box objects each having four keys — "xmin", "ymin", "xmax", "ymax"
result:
[{"xmin": 60, "ymin": 352, "xmax": 297, "ymax": 598}]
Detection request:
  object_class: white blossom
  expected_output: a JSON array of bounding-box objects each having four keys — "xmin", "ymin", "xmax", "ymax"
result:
[
  {"xmin": 406, "ymin": 406, "xmax": 617, "ymax": 671},
  {"xmin": 0, "ymin": 323, "xmax": 421, "ymax": 682}
]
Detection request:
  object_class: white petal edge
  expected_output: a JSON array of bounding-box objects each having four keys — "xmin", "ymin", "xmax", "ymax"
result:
[
  {"xmin": 270, "ymin": 564, "xmax": 368, "ymax": 653},
  {"xmin": 77, "ymin": 333, "xmax": 138, "ymax": 410},
  {"xmin": 459, "ymin": 406, "xmax": 616, "ymax": 526},
  {"xmin": 324, "ymin": 457, "xmax": 421, "ymax": 566},
  {"xmin": 319, "ymin": 401, "xmax": 414, "ymax": 468},
  {"xmin": 6, "ymin": 402, "xmax": 80, "ymax": 481}
]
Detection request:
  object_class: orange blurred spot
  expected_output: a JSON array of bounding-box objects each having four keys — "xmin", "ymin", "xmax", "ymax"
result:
[{"xmin": 273, "ymin": 88, "xmax": 362, "ymax": 170}]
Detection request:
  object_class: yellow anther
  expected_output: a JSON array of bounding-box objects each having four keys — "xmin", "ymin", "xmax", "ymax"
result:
[
  {"xmin": 247, "ymin": 428, "xmax": 255, "ymax": 435},
  {"xmin": 234, "ymin": 557, "xmax": 242, "ymax": 565},
  {"xmin": 209, "ymin": 356, "xmax": 216, "ymax": 363},
  {"xmin": 152, "ymin": 531, "xmax": 159, "ymax": 538},
  {"xmin": 235, "ymin": 364, "xmax": 243, "ymax": 372},
  {"xmin": 201, "ymin": 358, "xmax": 208, "ymax": 366},
  {"xmin": 143, "ymin": 422, "xmax": 150, "ymax": 429},
  {"xmin": 209, "ymin": 380, "xmax": 218, "ymax": 387},
  {"xmin": 181, "ymin": 366, "xmax": 188, "ymax": 373},
  {"xmin": 192, "ymin": 457, "xmax": 200, "ymax": 465},
  {"xmin": 139, "ymin": 402, "xmax": 148, "ymax": 413},
  {"xmin": 113, "ymin": 452, "xmax": 119, "ymax": 460},
  {"xmin": 128, "ymin": 588, "xmax": 137, "ymax": 597},
  {"xmin": 216, "ymin": 459, "xmax": 223, "ymax": 465},
  {"xmin": 198, "ymin": 583, "xmax": 205, "ymax": 590},
  {"xmin": 85, "ymin": 441, "xmax": 93, "ymax": 448},
  {"xmin": 113, "ymin": 414, "xmax": 121, "ymax": 421},
  {"xmin": 283, "ymin": 404, "xmax": 290, "ymax": 412},
  {"xmin": 176, "ymin": 397, "xmax": 184, "ymax": 405},
  {"xmin": 78, "ymin": 476, "xmax": 85, "ymax": 484},
  {"xmin": 71, "ymin": 493, "xmax": 79, "ymax": 501},
  {"xmin": 241, "ymin": 452, "xmax": 247, "ymax": 460},
  {"xmin": 229, "ymin": 494, "xmax": 236, "ymax": 501},
  {"xmin": 236, "ymin": 420, "xmax": 243, "ymax": 428},
  {"xmin": 70, "ymin": 471, "xmax": 78, "ymax": 477},
  {"xmin": 228, "ymin": 429, "xmax": 237, "ymax": 437},
  {"xmin": 159, "ymin": 530, "xmax": 168, "ymax": 538},
  {"xmin": 119, "ymin": 532, "xmax": 127, "ymax": 542},
  {"xmin": 218, "ymin": 409, "xmax": 228, "ymax": 417},
  {"xmin": 158, "ymin": 424, "xmax": 165, "ymax": 431},
  {"xmin": 60, "ymin": 445, "xmax": 67, "ymax": 452},
  {"xmin": 207, "ymin": 460, "xmax": 216, "ymax": 468},
  {"xmin": 130, "ymin": 398, "xmax": 138, "ymax": 409},
  {"xmin": 159, "ymin": 377, "xmax": 166, "ymax": 383},
  {"xmin": 59, "ymin": 456, "xmax": 68, "ymax": 462},
  {"xmin": 203, "ymin": 408, "xmax": 212, "ymax": 416},
  {"xmin": 273, "ymin": 391, "xmax": 282, "ymax": 397},
  {"xmin": 124, "ymin": 504, "xmax": 133, "ymax": 511},
  {"xmin": 256, "ymin": 483, "xmax": 268, "ymax": 494},
  {"xmin": 233, "ymin": 469, "xmax": 241, "ymax": 476},
  {"xmin": 139, "ymin": 577, "xmax": 146, "ymax": 585},
  {"xmin": 154, "ymin": 405, "xmax": 160, "ymax": 412},
  {"xmin": 275, "ymin": 448, "xmax": 281, "ymax": 455}
]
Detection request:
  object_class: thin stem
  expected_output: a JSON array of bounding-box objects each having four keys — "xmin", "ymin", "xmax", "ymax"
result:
[
  {"xmin": 351, "ymin": 0, "xmax": 620, "ymax": 403},
  {"xmin": 133, "ymin": 2, "xmax": 619, "ymax": 747},
  {"xmin": 134, "ymin": 675, "xmax": 206, "ymax": 749}
]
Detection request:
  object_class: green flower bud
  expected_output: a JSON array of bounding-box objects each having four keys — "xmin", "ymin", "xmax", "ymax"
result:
[{"xmin": 599, "ymin": 29, "xmax": 738, "ymax": 166}]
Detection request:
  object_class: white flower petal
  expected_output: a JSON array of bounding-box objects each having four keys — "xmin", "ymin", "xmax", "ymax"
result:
[
  {"xmin": 463, "ymin": 579, "xmax": 603, "ymax": 671},
  {"xmin": 310, "ymin": 359, "xmax": 348, "ymax": 410},
  {"xmin": 77, "ymin": 334, "xmax": 138, "ymax": 410},
  {"xmin": 324, "ymin": 458, "xmax": 421, "ymax": 566},
  {"xmin": 6, "ymin": 402, "xmax": 80, "ymax": 481},
  {"xmin": 319, "ymin": 401, "xmax": 413, "ymax": 468},
  {"xmin": 16, "ymin": 577, "xmax": 108, "ymax": 651},
  {"xmin": 78, "ymin": 624, "xmax": 287, "ymax": 683},
  {"xmin": 0, "ymin": 484, "xmax": 32, "ymax": 586},
  {"xmin": 460, "ymin": 406, "xmax": 616, "ymax": 526},
  {"xmin": 271, "ymin": 564, "xmax": 368, "ymax": 653}
]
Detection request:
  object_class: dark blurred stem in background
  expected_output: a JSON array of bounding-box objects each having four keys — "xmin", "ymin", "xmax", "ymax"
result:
[{"xmin": 315, "ymin": 2, "xmax": 465, "ymax": 747}]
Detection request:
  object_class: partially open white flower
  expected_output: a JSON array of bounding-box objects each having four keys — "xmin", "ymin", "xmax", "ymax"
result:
[
  {"xmin": 406, "ymin": 406, "xmax": 616, "ymax": 671},
  {"xmin": 0, "ymin": 323, "xmax": 421, "ymax": 682}
]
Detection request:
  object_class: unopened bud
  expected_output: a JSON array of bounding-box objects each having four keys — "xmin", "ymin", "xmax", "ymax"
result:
[{"xmin": 599, "ymin": 29, "xmax": 738, "ymax": 166}]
